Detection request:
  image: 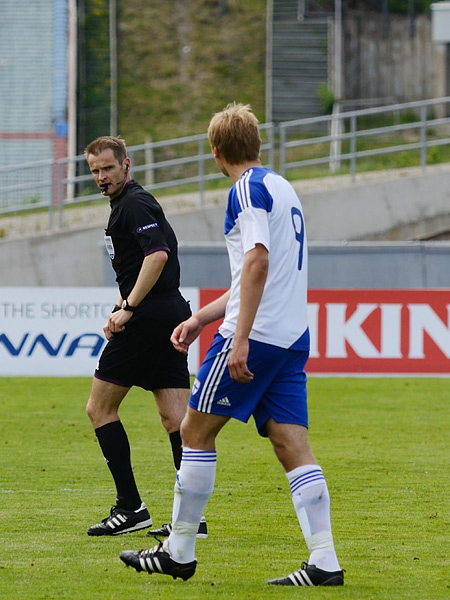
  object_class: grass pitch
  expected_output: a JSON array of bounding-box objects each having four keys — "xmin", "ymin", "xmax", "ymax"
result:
[{"xmin": 0, "ymin": 377, "xmax": 448, "ymax": 599}]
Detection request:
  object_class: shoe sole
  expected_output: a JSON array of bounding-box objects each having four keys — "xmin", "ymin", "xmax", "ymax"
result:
[
  {"xmin": 147, "ymin": 530, "xmax": 208, "ymax": 539},
  {"xmin": 88, "ymin": 517, "xmax": 153, "ymax": 536}
]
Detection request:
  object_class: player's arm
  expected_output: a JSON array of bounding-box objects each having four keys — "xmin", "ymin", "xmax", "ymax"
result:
[
  {"xmin": 108, "ymin": 251, "xmax": 168, "ymax": 333},
  {"xmin": 228, "ymin": 243, "xmax": 268, "ymax": 383},
  {"xmin": 171, "ymin": 290, "xmax": 230, "ymax": 354}
]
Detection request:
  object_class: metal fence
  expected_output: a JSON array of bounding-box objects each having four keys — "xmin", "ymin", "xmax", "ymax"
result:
[
  {"xmin": 279, "ymin": 96, "xmax": 450, "ymax": 179},
  {"xmin": 2, "ymin": 96, "xmax": 450, "ymax": 230}
]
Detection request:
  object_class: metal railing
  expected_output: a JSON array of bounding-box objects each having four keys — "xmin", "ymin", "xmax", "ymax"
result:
[
  {"xmin": 279, "ymin": 96, "xmax": 450, "ymax": 180},
  {"xmin": 2, "ymin": 97, "xmax": 450, "ymax": 230}
]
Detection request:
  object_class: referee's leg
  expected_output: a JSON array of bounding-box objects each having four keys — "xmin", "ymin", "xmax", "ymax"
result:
[
  {"xmin": 86, "ymin": 377, "xmax": 143, "ymax": 511},
  {"xmin": 154, "ymin": 387, "xmax": 189, "ymax": 471}
]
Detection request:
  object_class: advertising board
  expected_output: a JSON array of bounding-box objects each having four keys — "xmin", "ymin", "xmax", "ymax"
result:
[{"xmin": 1, "ymin": 287, "xmax": 448, "ymax": 376}]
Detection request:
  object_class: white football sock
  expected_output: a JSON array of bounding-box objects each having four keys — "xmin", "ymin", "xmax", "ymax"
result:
[
  {"xmin": 167, "ymin": 447, "xmax": 216, "ymax": 563},
  {"xmin": 287, "ymin": 464, "xmax": 341, "ymax": 572}
]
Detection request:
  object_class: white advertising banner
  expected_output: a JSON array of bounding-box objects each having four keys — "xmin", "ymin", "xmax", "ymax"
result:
[{"xmin": 0, "ymin": 287, "xmax": 200, "ymax": 377}]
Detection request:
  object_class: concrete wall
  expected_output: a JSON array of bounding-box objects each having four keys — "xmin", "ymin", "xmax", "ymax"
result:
[
  {"xmin": 1, "ymin": 167, "xmax": 449, "ymax": 289},
  {"xmin": 176, "ymin": 241, "xmax": 450, "ymax": 289},
  {"xmin": 344, "ymin": 14, "xmax": 440, "ymax": 104},
  {"xmin": 295, "ymin": 167, "xmax": 450, "ymax": 242}
]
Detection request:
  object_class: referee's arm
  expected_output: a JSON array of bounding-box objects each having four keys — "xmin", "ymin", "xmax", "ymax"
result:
[{"xmin": 108, "ymin": 251, "xmax": 168, "ymax": 333}]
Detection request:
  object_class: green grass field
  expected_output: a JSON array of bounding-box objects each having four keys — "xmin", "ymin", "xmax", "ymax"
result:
[{"xmin": 0, "ymin": 377, "xmax": 448, "ymax": 599}]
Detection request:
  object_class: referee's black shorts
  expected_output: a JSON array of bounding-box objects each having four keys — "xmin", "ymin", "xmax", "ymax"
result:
[{"xmin": 95, "ymin": 292, "xmax": 191, "ymax": 391}]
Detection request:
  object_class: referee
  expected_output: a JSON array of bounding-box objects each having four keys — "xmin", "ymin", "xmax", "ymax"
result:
[{"xmin": 84, "ymin": 136, "xmax": 194, "ymax": 536}]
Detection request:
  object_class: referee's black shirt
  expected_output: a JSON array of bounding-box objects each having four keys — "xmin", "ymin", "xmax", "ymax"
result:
[{"xmin": 104, "ymin": 180, "xmax": 182, "ymax": 303}]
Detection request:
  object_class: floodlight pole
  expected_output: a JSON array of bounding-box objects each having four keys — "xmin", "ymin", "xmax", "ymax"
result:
[
  {"xmin": 330, "ymin": 0, "xmax": 343, "ymax": 172},
  {"xmin": 265, "ymin": 0, "xmax": 273, "ymax": 124},
  {"xmin": 334, "ymin": 0, "xmax": 342, "ymax": 103},
  {"xmin": 109, "ymin": 0, "xmax": 118, "ymax": 136},
  {"xmin": 67, "ymin": 0, "xmax": 77, "ymax": 201}
]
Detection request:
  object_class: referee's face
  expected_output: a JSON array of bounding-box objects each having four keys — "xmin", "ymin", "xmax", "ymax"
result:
[{"xmin": 87, "ymin": 149, "xmax": 129, "ymax": 200}]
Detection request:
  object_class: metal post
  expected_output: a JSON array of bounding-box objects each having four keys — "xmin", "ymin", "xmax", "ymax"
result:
[
  {"xmin": 49, "ymin": 162, "xmax": 55, "ymax": 230},
  {"xmin": 420, "ymin": 104, "xmax": 427, "ymax": 172},
  {"xmin": 58, "ymin": 161, "xmax": 64, "ymax": 228},
  {"xmin": 334, "ymin": 0, "xmax": 342, "ymax": 102},
  {"xmin": 330, "ymin": 0, "xmax": 343, "ymax": 173},
  {"xmin": 268, "ymin": 123, "xmax": 275, "ymax": 170},
  {"xmin": 67, "ymin": 0, "xmax": 77, "ymax": 202},
  {"xmin": 265, "ymin": 0, "xmax": 273, "ymax": 124},
  {"xmin": 198, "ymin": 138, "xmax": 205, "ymax": 206},
  {"xmin": 279, "ymin": 125, "xmax": 286, "ymax": 177},
  {"xmin": 144, "ymin": 136, "xmax": 154, "ymax": 187},
  {"xmin": 330, "ymin": 102, "xmax": 342, "ymax": 173},
  {"xmin": 350, "ymin": 115, "xmax": 357, "ymax": 182},
  {"xmin": 109, "ymin": 0, "xmax": 118, "ymax": 136}
]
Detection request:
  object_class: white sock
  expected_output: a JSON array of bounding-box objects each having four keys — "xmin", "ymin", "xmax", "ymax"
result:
[
  {"xmin": 167, "ymin": 447, "xmax": 216, "ymax": 563},
  {"xmin": 287, "ymin": 464, "xmax": 341, "ymax": 572}
]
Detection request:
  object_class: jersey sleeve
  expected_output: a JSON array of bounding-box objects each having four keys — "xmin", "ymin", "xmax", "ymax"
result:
[
  {"xmin": 126, "ymin": 194, "xmax": 170, "ymax": 255},
  {"xmin": 226, "ymin": 172, "xmax": 272, "ymax": 253},
  {"xmin": 239, "ymin": 207, "xmax": 270, "ymax": 253}
]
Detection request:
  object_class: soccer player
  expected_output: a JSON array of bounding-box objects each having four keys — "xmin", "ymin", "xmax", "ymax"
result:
[
  {"xmin": 120, "ymin": 104, "xmax": 343, "ymax": 585},
  {"xmin": 84, "ymin": 136, "xmax": 206, "ymax": 537}
]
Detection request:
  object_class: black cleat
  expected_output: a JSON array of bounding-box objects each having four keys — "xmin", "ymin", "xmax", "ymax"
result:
[
  {"xmin": 120, "ymin": 541, "xmax": 197, "ymax": 581},
  {"xmin": 267, "ymin": 562, "xmax": 344, "ymax": 586},
  {"xmin": 87, "ymin": 503, "xmax": 152, "ymax": 536},
  {"xmin": 147, "ymin": 516, "xmax": 208, "ymax": 538}
]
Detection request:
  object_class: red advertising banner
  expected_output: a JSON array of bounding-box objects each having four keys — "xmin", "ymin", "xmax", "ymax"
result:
[
  {"xmin": 199, "ymin": 289, "xmax": 450, "ymax": 375},
  {"xmin": 199, "ymin": 288, "xmax": 225, "ymax": 363},
  {"xmin": 307, "ymin": 289, "xmax": 450, "ymax": 374}
]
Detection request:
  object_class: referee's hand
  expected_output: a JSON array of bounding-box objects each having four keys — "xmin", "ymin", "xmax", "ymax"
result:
[{"xmin": 104, "ymin": 308, "xmax": 132, "ymax": 338}]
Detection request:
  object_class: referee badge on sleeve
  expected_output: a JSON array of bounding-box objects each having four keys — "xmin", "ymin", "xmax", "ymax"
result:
[{"xmin": 104, "ymin": 235, "xmax": 115, "ymax": 259}]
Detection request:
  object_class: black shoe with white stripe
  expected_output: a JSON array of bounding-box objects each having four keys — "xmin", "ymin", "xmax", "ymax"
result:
[
  {"xmin": 87, "ymin": 503, "xmax": 152, "ymax": 536},
  {"xmin": 267, "ymin": 562, "xmax": 344, "ymax": 586},
  {"xmin": 146, "ymin": 516, "xmax": 208, "ymax": 539},
  {"xmin": 120, "ymin": 541, "xmax": 197, "ymax": 581}
]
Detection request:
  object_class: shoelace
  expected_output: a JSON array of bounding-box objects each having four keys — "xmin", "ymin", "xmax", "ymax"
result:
[
  {"xmin": 101, "ymin": 505, "xmax": 120, "ymax": 524},
  {"xmin": 139, "ymin": 541, "xmax": 165, "ymax": 558}
]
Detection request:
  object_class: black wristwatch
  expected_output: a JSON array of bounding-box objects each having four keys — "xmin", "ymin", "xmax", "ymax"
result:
[{"xmin": 121, "ymin": 299, "xmax": 136, "ymax": 312}]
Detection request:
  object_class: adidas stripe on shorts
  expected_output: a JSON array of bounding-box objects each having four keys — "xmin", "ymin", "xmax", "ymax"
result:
[{"xmin": 189, "ymin": 333, "xmax": 309, "ymax": 437}]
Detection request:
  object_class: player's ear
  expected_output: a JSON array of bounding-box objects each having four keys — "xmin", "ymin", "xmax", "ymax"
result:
[{"xmin": 212, "ymin": 146, "xmax": 220, "ymax": 158}]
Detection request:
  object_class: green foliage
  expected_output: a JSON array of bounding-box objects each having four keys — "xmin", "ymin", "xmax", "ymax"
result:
[
  {"xmin": 117, "ymin": 1, "xmax": 266, "ymax": 144},
  {"xmin": 0, "ymin": 376, "xmax": 448, "ymax": 599},
  {"xmin": 346, "ymin": 1, "xmax": 433, "ymax": 13},
  {"xmin": 317, "ymin": 83, "xmax": 335, "ymax": 114},
  {"xmin": 388, "ymin": 0, "xmax": 433, "ymax": 13}
]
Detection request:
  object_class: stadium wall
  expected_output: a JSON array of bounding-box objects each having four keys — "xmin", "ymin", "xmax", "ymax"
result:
[{"xmin": 0, "ymin": 167, "xmax": 449, "ymax": 288}]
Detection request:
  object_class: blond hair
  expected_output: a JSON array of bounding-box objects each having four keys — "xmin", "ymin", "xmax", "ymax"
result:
[
  {"xmin": 85, "ymin": 136, "xmax": 127, "ymax": 164},
  {"xmin": 207, "ymin": 103, "xmax": 261, "ymax": 165}
]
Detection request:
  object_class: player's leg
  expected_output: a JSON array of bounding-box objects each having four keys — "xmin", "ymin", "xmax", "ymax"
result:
[
  {"xmin": 121, "ymin": 408, "xmax": 227, "ymax": 579},
  {"xmin": 265, "ymin": 422, "xmax": 343, "ymax": 585},
  {"xmin": 147, "ymin": 388, "xmax": 210, "ymax": 539},
  {"xmin": 167, "ymin": 408, "xmax": 227, "ymax": 557},
  {"xmin": 86, "ymin": 377, "xmax": 152, "ymax": 535}
]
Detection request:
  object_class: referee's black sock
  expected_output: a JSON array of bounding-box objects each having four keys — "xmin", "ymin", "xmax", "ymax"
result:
[
  {"xmin": 95, "ymin": 420, "xmax": 142, "ymax": 511},
  {"xmin": 169, "ymin": 430, "xmax": 182, "ymax": 471}
]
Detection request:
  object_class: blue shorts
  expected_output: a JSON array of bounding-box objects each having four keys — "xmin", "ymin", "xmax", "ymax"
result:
[{"xmin": 189, "ymin": 334, "xmax": 309, "ymax": 437}]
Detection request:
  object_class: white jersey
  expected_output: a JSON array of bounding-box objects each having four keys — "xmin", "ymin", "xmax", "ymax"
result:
[{"xmin": 219, "ymin": 167, "xmax": 309, "ymax": 350}]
